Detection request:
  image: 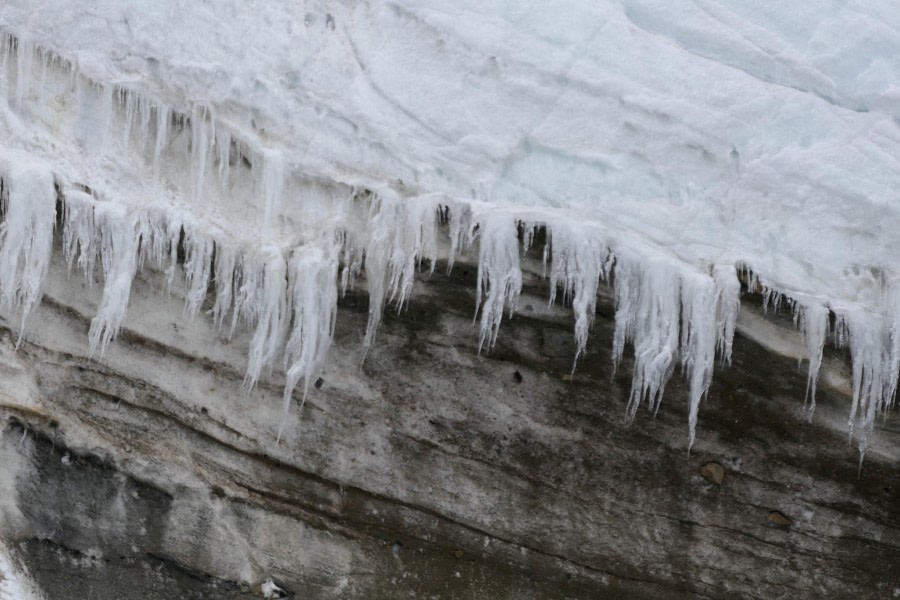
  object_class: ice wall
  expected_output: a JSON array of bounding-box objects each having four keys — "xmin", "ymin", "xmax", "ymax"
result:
[{"xmin": 0, "ymin": 0, "xmax": 898, "ymax": 457}]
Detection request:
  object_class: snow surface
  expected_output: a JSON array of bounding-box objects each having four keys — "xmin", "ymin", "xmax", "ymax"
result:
[{"xmin": 0, "ymin": 1, "xmax": 898, "ymax": 456}]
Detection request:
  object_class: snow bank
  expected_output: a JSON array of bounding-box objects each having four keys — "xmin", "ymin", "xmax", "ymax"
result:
[{"xmin": 0, "ymin": 1, "xmax": 898, "ymax": 456}]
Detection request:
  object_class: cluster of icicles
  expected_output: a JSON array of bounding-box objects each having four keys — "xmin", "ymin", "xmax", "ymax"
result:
[{"xmin": 0, "ymin": 33, "xmax": 897, "ymax": 454}]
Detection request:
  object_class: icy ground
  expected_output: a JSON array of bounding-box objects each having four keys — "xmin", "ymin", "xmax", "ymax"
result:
[{"xmin": 0, "ymin": 1, "xmax": 898, "ymax": 455}]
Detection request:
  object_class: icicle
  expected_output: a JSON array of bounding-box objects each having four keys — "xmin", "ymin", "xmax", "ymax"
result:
[
  {"xmin": 339, "ymin": 227, "xmax": 364, "ymax": 297},
  {"xmin": 474, "ymin": 212, "xmax": 522, "ymax": 352},
  {"xmin": 121, "ymin": 89, "xmax": 138, "ymax": 150},
  {"xmin": 359, "ymin": 191, "xmax": 440, "ymax": 354},
  {"xmin": 762, "ymin": 287, "xmax": 785, "ymax": 314},
  {"xmin": 799, "ymin": 302, "xmax": 829, "ymax": 419},
  {"xmin": 279, "ymin": 243, "xmax": 339, "ymax": 441},
  {"xmin": 680, "ymin": 271, "xmax": 718, "ymax": 449},
  {"xmin": 521, "ymin": 221, "xmax": 539, "ymax": 253},
  {"xmin": 387, "ymin": 196, "xmax": 439, "ymax": 310},
  {"xmin": 182, "ymin": 225, "xmax": 214, "ymax": 317},
  {"xmin": 62, "ymin": 190, "xmax": 98, "ymax": 279},
  {"xmin": 446, "ymin": 201, "xmax": 472, "ymax": 274},
  {"xmin": 216, "ymin": 128, "xmax": 232, "ymax": 185},
  {"xmin": 0, "ymin": 161, "xmax": 56, "ymax": 341},
  {"xmin": 212, "ymin": 241, "xmax": 238, "ymax": 329},
  {"xmin": 135, "ymin": 94, "xmax": 153, "ymax": 156},
  {"xmin": 14, "ymin": 37, "xmax": 32, "ymax": 109},
  {"xmin": 841, "ymin": 309, "xmax": 889, "ymax": 464},
  {"xmin": 361, "ymin": 193, "xmax": 395, "ymax": 355},
  {"xmin": 261, "ymin": 151, "xmax": 285, "ymax": 239},
  {"xmin": 35, "ymin": 47, "xmax": 50, "ymax": 108},
  {"xmin": 0, "ymin": 34, "xmax": 11, "ymax": 99},
  {"xmin": 229, "ymin": 252, "xmax": 260, "ymax": 338},
  {"xmin": 191, "ymin": 104, "xmax": 211, "ymax": 202},
  {"xmin": 613, "ymin": 256, "xmax": 725, "ymax": 446},
  {"xmin": 244, "ymin": 248, "xmax": 289, "ymax": 389},
  {"xmin": 153, "ymin": 103, "xmax": 171, "ymax": 176},
  {"xmin": 233, "ymin": 140, "xmax": 248, "ymax": 176},
  {"xmin": 98, "ymin": 84, "xmax": 114, "ymax": 153},
  {"xmin": 613, "ymin": 252, "xmax": 681, "ymax": 422},
  {"xmin": 546, "ymin": 221, "xmax": 609, "ymax": 366},
  {"xmin": 135, "ymin": 209, "xmax": 181, "ymax": 289},
  {"xmin": 713, "ymin": 264, "xmax": 740, "ymax": 365},
  {"xmin": 885, "ymin": 285, "xmax": 900, "ymax": 411},
  {"xmin": 88, "ymin": 206, "xmax": 139, "ymax": 356},
  {"xmin": 334, "ymin": 187, "xmax": 366, "ymax": 298}
]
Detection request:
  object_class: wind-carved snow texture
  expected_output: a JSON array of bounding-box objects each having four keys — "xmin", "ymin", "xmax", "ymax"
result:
[{"xmin": 0, "ymin": 30, "xmax": 898, "ymax": 458}]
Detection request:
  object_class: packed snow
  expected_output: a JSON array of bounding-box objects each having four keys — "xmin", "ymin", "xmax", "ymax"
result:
[{"xmin": 0, "ymin": 1, "xmax": 898, "ymax": 457}]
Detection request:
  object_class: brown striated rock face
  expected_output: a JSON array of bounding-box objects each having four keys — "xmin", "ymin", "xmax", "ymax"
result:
[{"xmin": 0, "ymin": 241, "xmax": 898, "ymax": 600}]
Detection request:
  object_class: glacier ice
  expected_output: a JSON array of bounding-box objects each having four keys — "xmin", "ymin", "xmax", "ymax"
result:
[{"xmin": 0, "ymin": 0, "xmax": 898, "ymax": 459}]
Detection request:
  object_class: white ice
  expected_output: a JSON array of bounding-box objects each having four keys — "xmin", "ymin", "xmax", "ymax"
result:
[{"xmin": 0, "ymin": 1, "xmax": 897, "ymax": 454}]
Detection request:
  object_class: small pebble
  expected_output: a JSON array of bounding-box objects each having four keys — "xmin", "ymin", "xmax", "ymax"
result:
[
  {"xmin": 700, "ymin": 462, "xmax": 725, "ymax": 485},
  {"xmin": 768, "ymin": 511, "xmax": 792, "ymax": 527}
]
